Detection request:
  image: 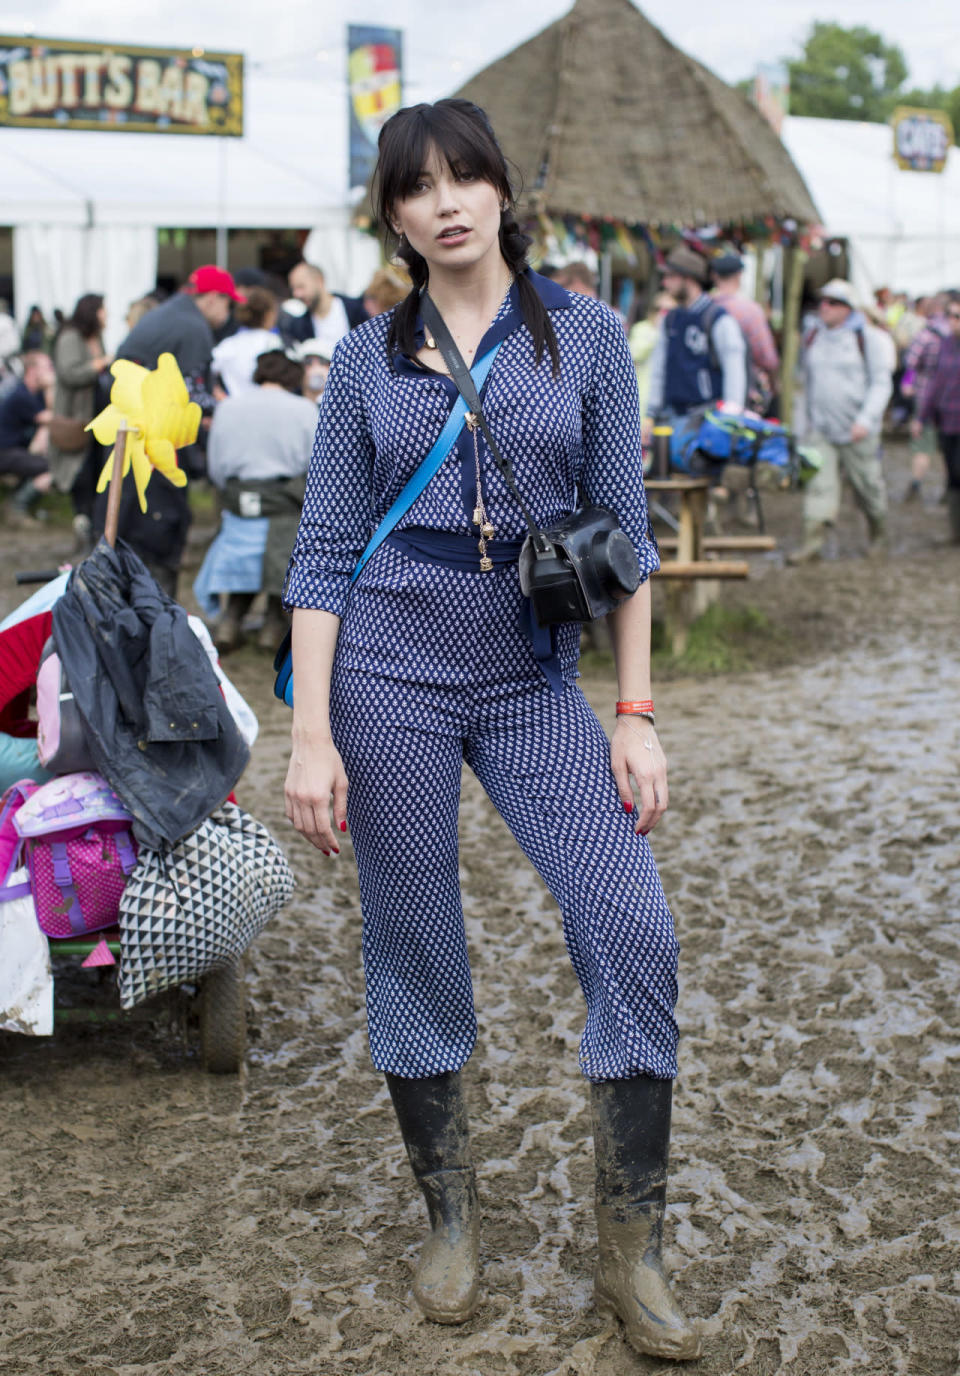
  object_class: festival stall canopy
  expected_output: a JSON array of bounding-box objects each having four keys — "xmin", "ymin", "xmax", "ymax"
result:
[
  {"xmin": 454, "ymin": 0, "xmax": 818, "ymax": 230},
  {"xmin": 1, "ymin": 69, "xmax": 380, "ymax": 340},
  {"xmin": 782, "ymin": 116, "xmax": 960, "ymax": 298}
]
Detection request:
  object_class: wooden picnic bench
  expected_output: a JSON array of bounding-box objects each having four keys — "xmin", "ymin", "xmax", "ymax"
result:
[{"xmin": 646, "ymin": 477, "xmax": 775, "ymax": 653}]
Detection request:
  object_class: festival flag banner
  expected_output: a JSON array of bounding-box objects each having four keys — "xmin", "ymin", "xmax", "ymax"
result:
[
  {"xmin": 0, "ymin": 36, "xmax": 243, "ymax": 135},
  {"xmin": 891, "ymin": 107, "xmax": 954, "ymax": 174},
  {"xmin": 347, "ymin": 25, "xmax": 402, "ymax": 192}
]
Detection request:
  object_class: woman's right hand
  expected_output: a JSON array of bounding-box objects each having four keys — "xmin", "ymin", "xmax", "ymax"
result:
[{"xmin": 284, "ymin": 737, "xmax": 349, "ymax": 855}]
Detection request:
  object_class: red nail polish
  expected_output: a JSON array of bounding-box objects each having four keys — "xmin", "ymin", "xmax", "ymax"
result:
[
  {"xmin": 321, "ymin": 849, "xmax": 330, "ymax": 856},
  {"xmin": 639, "ymin": 828, "xmax": 649, "ymax": 837},
  {"xmin": 624, "ymin": 800, "xmax": 633, "ymax": 814},
  {"xmin": 340, "ymin": 821, "xmax": 347, "ymax": 832},
  {"xmin": 331, "ymin": 846, "xmax": 340, "ymax": 855}
]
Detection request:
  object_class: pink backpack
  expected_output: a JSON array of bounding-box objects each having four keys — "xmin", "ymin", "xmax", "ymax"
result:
[
  {"xmin": 14, "ymin": 772, "xmax": 139, "ymax": 938},
  {"xmin": 35, "ymin": 637, "xmax": 95, "ymax": 775}
]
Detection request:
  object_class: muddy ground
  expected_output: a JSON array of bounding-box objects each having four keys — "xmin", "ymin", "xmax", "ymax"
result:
[{"xmin": 1, "ymin": 442, "xmax": 958, "ymax": 1376}]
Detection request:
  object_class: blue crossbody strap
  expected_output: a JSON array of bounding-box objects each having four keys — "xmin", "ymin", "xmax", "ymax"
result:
[
  {"xmin": 349, "ymin": 341, "xmax": 502, "ymax": 585},
  {"xmin": 274, "ymin": 340, "xmax": 503, "ymax": 708}
]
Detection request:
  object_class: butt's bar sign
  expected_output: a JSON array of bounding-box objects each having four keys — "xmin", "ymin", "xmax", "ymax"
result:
[{"xmin": 0, "ymin": 37, "xmax": 243, "ymax": 135}]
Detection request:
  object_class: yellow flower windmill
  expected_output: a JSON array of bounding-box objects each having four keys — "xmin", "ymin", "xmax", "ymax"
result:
[{"xmin": 87, "ymin": 353, "xmax": 202, "ymax": 538}]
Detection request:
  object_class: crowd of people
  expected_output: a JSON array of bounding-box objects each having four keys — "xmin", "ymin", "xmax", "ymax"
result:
[
  {"xmin": 1, "ymin": 247, "xmax": 958, "ymax": 642},
  {"xmin": 0, "ymin": 261, "xmax": 408, "ymax": 644}
]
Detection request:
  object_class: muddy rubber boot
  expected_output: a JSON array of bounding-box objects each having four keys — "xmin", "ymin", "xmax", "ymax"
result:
[
  {"xmin": 386, "ymin": 1070, "xmax": 480, "ymax": 1324},
  {"xmin": 947, "ymin": 490, "xmax": 960, "ymax": 544},
  {"xmin": 866, "ymin": 513, "xmax": 888, "ymax": 558},
  {"xmin": 214, "ymin": 593, "xmax": 254, "ymax": 654},
  {"xmin": 786, "ymin": 520, "xmax": 827, "ymax": 565},
  {"xmin": 591, "ymin": 1077, "xmax": 702, "ymax": 1361},
  {"xmin": 256, "ymin": 595, "xmax": 288, "ymax": 652}
]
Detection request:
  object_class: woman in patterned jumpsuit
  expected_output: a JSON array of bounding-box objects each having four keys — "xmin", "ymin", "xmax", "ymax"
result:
[{"xmin": 283, "ymin": 100, "xmax": 701, "ymax": 1361}]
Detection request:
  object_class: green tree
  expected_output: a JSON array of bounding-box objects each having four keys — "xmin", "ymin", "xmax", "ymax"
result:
[{"xmin": 788, "ymin": 22, "xmax": 908, "ymax": 121}]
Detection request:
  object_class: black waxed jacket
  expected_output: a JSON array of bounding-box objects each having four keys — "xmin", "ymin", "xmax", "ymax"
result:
[{"xmin": 52, "ymin": 539, "xmax": 249, "ymax": 849}]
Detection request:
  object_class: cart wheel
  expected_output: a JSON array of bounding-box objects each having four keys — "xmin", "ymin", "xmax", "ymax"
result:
[{"xmin": 199, "ymin": 959, "xmax": 246, "ymax": 1074}]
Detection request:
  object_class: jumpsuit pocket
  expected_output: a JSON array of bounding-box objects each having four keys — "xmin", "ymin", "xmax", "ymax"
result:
[{"xmin": 351, "ymin": 542, "xmax": 414, "ymax": 595}]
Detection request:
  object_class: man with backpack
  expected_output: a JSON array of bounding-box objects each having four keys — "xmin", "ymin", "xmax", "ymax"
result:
[
  {"xmin": 711, "ymin": 252, "xmax": 779, "ymax": 415},
  {"xmin": 789, "ymin": 279, "xmax": 893, "ymax": 564},
  {"xmin": 641, "ymin": 244, "xmax": 747, "ymax": 449}
]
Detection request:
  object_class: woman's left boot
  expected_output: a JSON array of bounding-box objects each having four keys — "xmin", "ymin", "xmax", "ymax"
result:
[
  {"xmin": 591, "ymin": 1076, "xmax": 702, "ymax": 1361},
  {"xmin": 385, "ymin": 1070, "xmax": 480, "ymax": 1324}
]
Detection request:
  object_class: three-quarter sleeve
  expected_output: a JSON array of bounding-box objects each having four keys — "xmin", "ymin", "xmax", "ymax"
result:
[
  {"xmin": 283, "ymin": 337, "xmax": 376, "ymax": 616},
  {"xmin": 580, "ymin": 306, "xmax": 660, "ymax": 583}
]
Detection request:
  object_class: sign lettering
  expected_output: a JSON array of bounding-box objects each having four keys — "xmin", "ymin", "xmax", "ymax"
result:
[
  {"xmin": 0, "ymin": 37, "xmax": 243, "ymax": 135},
  {"xmin": 891, "ymin": 106, "xmax": 954, "ymax": 174}
]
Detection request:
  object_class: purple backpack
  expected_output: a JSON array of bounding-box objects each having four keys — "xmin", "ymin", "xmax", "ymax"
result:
[{"xmin": 14, "ymin": 772, "xmax": 139, "ymax": 938}]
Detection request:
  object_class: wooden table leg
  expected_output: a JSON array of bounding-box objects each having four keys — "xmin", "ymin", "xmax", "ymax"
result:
[{"xmin": 676, "ymin": 489, "xmax": 706, "ymax": 563}]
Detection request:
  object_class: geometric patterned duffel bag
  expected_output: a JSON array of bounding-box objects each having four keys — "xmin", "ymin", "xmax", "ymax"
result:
[{"xmin": 117, "ymin": 802, "xmax": 295, "ymax": 1009}]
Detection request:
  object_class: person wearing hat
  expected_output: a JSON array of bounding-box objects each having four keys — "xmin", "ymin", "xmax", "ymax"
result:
[
  {"xmin": 94, "ymin": 265, "xmax": 248, "ymax": 597},
  {"xmin": 641, "ymin": 244, "xmax": 747, "ymax": 449},
  {"xmin": 788, "ymin": 279, "xmax": 893, "ymax": 564},
  {"xmin": 295, "ymin": 338, "xmax": 332, "ymax": 406},
  {"xmin": 711, "ymin": 252, "xmax": 779, "ymax": 413},
  {"xmin": 116, "ymin": 265, "xmax": 247, "ymax": 382}
]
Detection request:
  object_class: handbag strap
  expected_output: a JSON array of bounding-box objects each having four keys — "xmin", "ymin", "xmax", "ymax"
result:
[
  {"xmin": 349, "ymin": 338, "xmax": 504, "ymax": 585},
  {"xmin": 421, "ymin": 293, "xmax": 550, "ymax": 554}
]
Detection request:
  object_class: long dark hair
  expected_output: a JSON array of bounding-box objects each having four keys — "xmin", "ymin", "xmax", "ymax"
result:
[
  {"xmin": 373, "ymin": 99, "xmax": 559, "ymax": 375},
  {"xmin": 67, "ymin": 293, "xmax": 104, "ymax": 341}
]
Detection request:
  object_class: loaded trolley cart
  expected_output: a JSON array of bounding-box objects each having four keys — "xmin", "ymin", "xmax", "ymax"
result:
[{"xmin": 0, "ymin": 558, "xmax": 293, "ymax": 1073}]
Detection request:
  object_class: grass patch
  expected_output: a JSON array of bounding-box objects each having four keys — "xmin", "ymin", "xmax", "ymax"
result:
[
  {"xmin": 34, "ymin": 488, "xmax": 74, "ymax": 527},
  {"xmin": 577, "ymin": 603, "xmax": 783, "ymax": 680},
  {"xmin": 653, "ymin": 602, "xmax": 782, "ymax": 674}
]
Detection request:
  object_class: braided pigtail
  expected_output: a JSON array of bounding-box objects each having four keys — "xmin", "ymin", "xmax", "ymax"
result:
[
  {"xmin": 500, "ymin": 209, "xmax": 560, "ymax": 377},
  {"xmin": 386, "ymin": 233, "xmax": 428, "ymax": 362}
]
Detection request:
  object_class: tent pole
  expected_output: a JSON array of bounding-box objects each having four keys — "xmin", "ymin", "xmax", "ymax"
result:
[
  {"xmin": 103, "ymin": 426, "xmax": 129, "ymax": 548},
  {"xmin": 216, "ymin": 140, "xmax": 228, "ymax": 269},
  {"xmin": 599, "ymin": 250, "xmax": 612, "ymax": 304},
  {"xmin": 779, "ymin": 247, "xmax": 806, "ymax": 429}
]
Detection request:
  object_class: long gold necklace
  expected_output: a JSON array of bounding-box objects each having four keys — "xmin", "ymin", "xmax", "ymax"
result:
[
  {"xmin": 424, "ymin": 273, "xmax": 511, "ymax": 571},
  {"xmin": 466, "ymin": 411, "xmax": 495, "ymax": 571}
]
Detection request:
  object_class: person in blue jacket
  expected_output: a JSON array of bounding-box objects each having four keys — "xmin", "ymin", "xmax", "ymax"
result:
[{"xmin": 282, "ymin": 98, "xmax": 701, "ymax": 1362}]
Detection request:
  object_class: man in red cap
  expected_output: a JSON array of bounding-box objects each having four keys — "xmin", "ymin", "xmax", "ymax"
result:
[
  {"xmin": 116, "ymin": 264, "xmax": 246, "ymax": 381},
  {"xmin": 95, "ymin": 265, "xmax": 247, "ymax": 597}
]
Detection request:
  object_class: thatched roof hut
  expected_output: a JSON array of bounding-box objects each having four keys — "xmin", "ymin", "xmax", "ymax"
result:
[{"xmin": 455, "ymin": 0, "xmax": 818, "ymax": 228}]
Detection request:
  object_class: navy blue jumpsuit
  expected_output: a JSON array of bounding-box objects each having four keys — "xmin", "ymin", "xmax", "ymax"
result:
[{"xmin": 284, "ymin": 271, "xmax": 680, "ymax": 1082}]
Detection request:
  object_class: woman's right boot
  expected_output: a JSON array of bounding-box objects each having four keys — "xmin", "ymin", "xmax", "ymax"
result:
[{"xmin": 385, "ymin": 1070, "xmax": 480, "ymax": 1324}]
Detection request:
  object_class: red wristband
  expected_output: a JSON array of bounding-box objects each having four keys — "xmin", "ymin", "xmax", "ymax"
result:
[{"xmin": 616, "ymin": 700, "xmax": 654, "ymax": 715}]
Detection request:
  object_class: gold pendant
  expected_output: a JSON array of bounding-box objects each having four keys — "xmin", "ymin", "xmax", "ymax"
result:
[
  {"xmin": 473, "ymin": 505, "xmax": 484, "ymax": 526},
  {"xmin": 425, "ymin": 331, "xmax": 437, "ymax": 349},
  {"xmin": 479, "ymin": 556, "xmax": 494, "ymax": 572},
  {"xmin": 481, "ymin": 521, "xmax": 495, "ymax": 541}
]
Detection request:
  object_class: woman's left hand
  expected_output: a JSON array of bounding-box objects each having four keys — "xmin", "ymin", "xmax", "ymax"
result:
[{"xmin": 611, "ymin": 716, "xmax": 668, "ymax": 835}]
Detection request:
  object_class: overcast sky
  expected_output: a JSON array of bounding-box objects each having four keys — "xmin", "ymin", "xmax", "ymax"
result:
[{"xmin": 5, "ymin": 0, "xmax": 957, "ymax": 95}]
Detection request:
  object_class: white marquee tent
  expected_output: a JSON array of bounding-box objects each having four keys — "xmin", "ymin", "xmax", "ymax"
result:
[
  {"xmin": 783, "ymin": 115, "xmax": 960, "ymax": 299},
  {"xmin": 1, "ymin": 71, "xmax": 381, "ymax": 350}
]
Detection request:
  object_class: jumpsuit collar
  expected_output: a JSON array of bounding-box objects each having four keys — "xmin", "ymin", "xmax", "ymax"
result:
[{"xmin": 392, "ymin": 269, "xmax": 575, "ymax": 380}]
